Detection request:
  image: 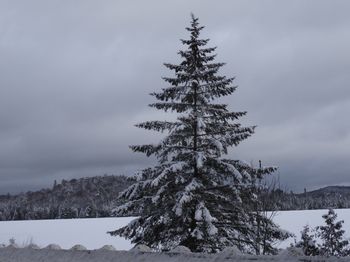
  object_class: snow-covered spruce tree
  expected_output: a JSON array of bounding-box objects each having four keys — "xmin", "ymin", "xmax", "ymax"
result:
[
  {"xmin": 109, "ymin": 14, "xmax": 289, "ymax": 253},
  {"xmin": 317, "ymin": 209, "xmax": 349, "ymax": 257},
  {"xmin": 295, "ymin": 225, "xmax": 319, "ymax": 256}
]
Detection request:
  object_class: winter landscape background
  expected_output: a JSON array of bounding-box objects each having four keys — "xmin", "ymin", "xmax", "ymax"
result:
[
  {"xmin": 2, "ymin": 175, "xmax": 350, "ymax": 221},
  {"xmin": 1, "ymin": 0, "xmax": 350, "ymax": 260}
]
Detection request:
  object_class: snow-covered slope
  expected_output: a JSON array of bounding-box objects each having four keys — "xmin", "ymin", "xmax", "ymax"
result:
[{"xmin": 0, "ymin": 209, "xmax": 349, "ymax": 250}]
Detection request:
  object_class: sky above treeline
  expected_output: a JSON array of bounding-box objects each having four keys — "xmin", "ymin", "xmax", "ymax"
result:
[{"xmin": 1, "ymin": 0, "xmax": 350, "ymax": 194}]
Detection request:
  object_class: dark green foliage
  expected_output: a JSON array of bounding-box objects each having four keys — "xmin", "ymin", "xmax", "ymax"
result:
[
  {"xmin": 295, "ymin": 225, "xmax": 319, "ymax": 256},
  {"xmin": 110, "ymin": 14, "xmax": 289, "ymax": 253},
  {"xmin": 262, "ymin": 186, "xmax": 350, "ymax": 211},
  {"xmin": 295, "ymin": 209, "xmax": 349, "ymax": 257},
  {"xmin": 0, "ymin": 175, "xmax": 134, "ymax": 220},
  {"xmin": 318, "ymin": 209, "xmax": 349, "ymax": 257}
]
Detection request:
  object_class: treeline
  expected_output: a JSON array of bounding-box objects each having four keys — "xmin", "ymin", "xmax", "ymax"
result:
[
  {"xmin": 0, "ymin": 175, "xmax": 134, "ymax": 221},
  {"xmin": 1, "ymin": 176, "xmax": 350, "ymax": 221},
  {"xmin": 264, "ymin": 186, "xmax": 350, "ymax": 211}
]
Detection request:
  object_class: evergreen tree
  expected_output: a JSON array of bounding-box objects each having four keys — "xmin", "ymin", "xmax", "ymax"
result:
[
  {"xmin": 109, "ymin": 14, "xmax": 289, "ymax": 253},
  {"xmin": 317, "ymin": 209, "xmax": 349, "ymax": 256},
  {"xmin": 295, "ymin": 225, "xmax": 319, "ymax": 256}
]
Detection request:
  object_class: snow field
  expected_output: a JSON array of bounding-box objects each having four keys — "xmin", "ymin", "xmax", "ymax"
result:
[
  {"xmin": 272, "ymin": 209, "xmax": 350, "ymax": 248},
  {"xmin": 0, "ymin": 209, "xmax": 349, "ymax": 250},
  {"xmin": 0, "ymin": 217, "xmax": 135, "ymax": 250}
]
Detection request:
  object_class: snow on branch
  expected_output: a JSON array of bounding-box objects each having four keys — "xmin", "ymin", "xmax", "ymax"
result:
[
  {"xmin": 151, "ymin": 162, "xmax": 186, "ymax": 187},
  {"xmin": 195, "ymin": 202, "xmax": 217, "ymax": 223},
  {"xmin": 174, "ymin": 179, "xmax": 203, "ymax": 216},
  {"xmin": 136, "ymin": 121, "xmax": 181, "ymax": 132}
]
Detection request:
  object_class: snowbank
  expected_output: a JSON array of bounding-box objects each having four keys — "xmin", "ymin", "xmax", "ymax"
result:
[
  {"xmin": 0, "ymin": 217, "xmax": 135, "ymax": 250},
  {"xmin": 1, "ymin": 248, "xmax": 350, "ymax": 262}
]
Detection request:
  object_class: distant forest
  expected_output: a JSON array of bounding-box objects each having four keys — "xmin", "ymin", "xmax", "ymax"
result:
[
  {"xmin": 0, "ymin": 175, "xmax": 135, "ymax": 221},
  {"xmin": 0, "ymin": 175, "xmax": 349, "ymax": 221},
  {"xmin": 264, "ymin": 186, "xmax": 350, "ymax": 211}
]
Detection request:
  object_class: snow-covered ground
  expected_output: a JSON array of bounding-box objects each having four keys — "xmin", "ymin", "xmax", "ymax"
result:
[
  {"xmin": 273, "ymin": 209, "xmax": 350, "ymax": 248},
  {"xmin": 0, "ymin": 209, "xmax": 349, "ymax": 250},
  {"xmin": 1, "ymin": 248, "xmax": 349, "ymax": 262},
  {"xmin": 0, "ymin": 217, "xmax": 135, "ymax": 250}
]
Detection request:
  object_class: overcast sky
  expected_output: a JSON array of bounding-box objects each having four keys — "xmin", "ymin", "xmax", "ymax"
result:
[{"xmin": 1, "ymin": 0, "xmax": 350, "ymax": 194}]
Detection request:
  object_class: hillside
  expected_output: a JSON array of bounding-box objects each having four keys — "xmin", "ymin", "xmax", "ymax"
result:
[
  {"xmin": 266, "ymin": 186, "xmax": 350, "ymax": 211},
  {"xmin": 304, "ymin": 186, "xmax": 350, "ymax": 197},
  {"xmin": 0, "ymin": 175, "xmax": 134, "ymax": 221},
  {"xmin": 1, "ymin": 175, "xmax": 350, "ymax": 221}
]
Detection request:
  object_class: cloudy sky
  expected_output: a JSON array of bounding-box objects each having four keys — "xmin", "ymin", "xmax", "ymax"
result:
[{"xmin": 0, "ymin": 0, "xmax": 349, "ymax": 194}]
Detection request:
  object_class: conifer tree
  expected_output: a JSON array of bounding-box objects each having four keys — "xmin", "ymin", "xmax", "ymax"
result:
[
  {"xmin": 318, "ymin": 209, "xmax": 349, "ymax": 256},
  {"xmin": 295, "ymin": 225, "xmax": 319, "ymax": 256},
  {"xmin": 109, "ymin": 14, "xmax": 289, "ymax": 253}
]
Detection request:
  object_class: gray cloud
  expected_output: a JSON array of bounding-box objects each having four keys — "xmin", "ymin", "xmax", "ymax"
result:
[{"xmin": 1, "ymin": 0, "xmax": 350, "ymax": 193}]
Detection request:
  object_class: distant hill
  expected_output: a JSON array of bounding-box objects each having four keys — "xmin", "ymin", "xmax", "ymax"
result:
[
  {"xmin": 1, "ymin": 175, "xmax": 350, "ymax": 221},
  {"xmin": 266, "ymin": 185, "xmax": 350, "ymax": 211},
  {"xmin": 304, "ymin": 186, "xmax": 350, "ymax": 197},
  {"xmin": 0, "ymin": 175, "xmax": 135, "ymax": 221}
]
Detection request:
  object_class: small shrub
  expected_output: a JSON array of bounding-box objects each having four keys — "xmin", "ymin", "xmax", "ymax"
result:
[
  {"xmin": 295, "ymin": 209, "xmax": 350, "ymax": 257},
  {"xmin": 295, "ymin": 225, "xmax": 319, "ymax": 256},
  {"xmin": 317, "ymin": 209, "xmax": 349, "ymax": 256}
]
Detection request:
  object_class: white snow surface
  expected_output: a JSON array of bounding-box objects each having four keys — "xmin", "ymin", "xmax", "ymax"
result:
[
  {"xmin": 272, "ymin": 209, "xmax": 350, "ymax": 248},
  {"xmin": 0, "ymin": 217, "xmax": 135, "ymax": 250},
  {"xmin": 0, "ymin": 209, "xmax": 349, "ymax": 251}
]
